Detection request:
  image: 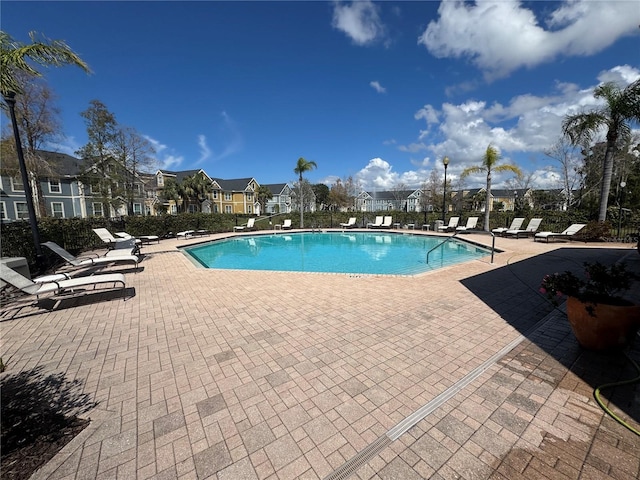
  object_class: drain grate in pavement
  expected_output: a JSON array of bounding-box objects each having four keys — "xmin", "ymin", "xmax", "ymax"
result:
[{"xmin": 323, "ymin": 435, "xmax": 391, "ymax": 480}]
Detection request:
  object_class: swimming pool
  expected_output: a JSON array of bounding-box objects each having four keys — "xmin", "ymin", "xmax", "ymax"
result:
[{"xmin": 183, "ymin": 232, "xmax": 491, "ymax": 276}]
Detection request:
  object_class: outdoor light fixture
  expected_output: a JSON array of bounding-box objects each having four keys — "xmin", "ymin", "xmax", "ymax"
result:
[
  {"xmin": 618, "ymin": 181, "xmax": 626, "ymax": 239},
  {"xmin": 442, "ymin": 156, "xmax": 450, "ymax": 222},
  {"xmin": 3, "ymin": 91, "xmax": 45, "ymax": 270}
]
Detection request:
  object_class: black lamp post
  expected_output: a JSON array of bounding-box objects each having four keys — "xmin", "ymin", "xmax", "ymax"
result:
[
  {"xmin": 441, "ymin": 156, "xmax": 449, "ymax": 222},
  {"xmin": 3, "ymin": 92, "xmax": 45, "ymax": 270},
  {"xmin": 617, "ymin": 181, "xmax": 626, "ymax": 239}
]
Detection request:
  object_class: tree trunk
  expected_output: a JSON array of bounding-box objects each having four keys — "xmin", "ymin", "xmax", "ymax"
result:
[
  {"xmin": 598, "ymin": 140, "xmax": 616, "ymax": 222},
  {"xmin": 484, "ymin": 171, "xmax": 492, "ymax": 231},
  {"xmin": 299, "ymin": 176, "xmax": 304, "ymax": 229}
]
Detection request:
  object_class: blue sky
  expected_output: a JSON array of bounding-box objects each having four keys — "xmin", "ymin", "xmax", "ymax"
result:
[{"xmin": 3, "ymin": 1, "xmax": 639, "ymax": 191}]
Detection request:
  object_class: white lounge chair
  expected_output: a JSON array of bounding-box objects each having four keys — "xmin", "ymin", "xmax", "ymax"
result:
[
  {"xmin": 505, "ymin": 218, "xmax": 542, "ymax": 238},
  {"xmin": 176, "ymin": 230, "xmax": 194, "ymax": 239},
  {"xmin": 492, "ymin": 218, "xmax": 524, "ymax": 236},
  {"xmin": 115, "ymin": 231, "xmax": 159, "ymax": 244},
  {"xmin": 1, "ymin": 264, "xmax": 126, "ymax": 300},
  {"xmin": 339, "ymin": 217, "xmax": 357, "ymax": 229},
  {"xmin": 534, "ymin": 224, "xmax": 586, "ymax": 243},
  {"xmin": 367, "ymin": 216, "xmax": 383, "ymax": 228},
  {"xmin": 456, "ymin": 217, "xmax": 478, "ymax": 232},
  {"xmin": 379, "ymin": 216, "xmax": 393, "ymax": 228},
  {"xmin": 93, "ymin": 228, "xmax": 140, "ymax": 252},
  {"xmin": 438, "ymin": 217, "xmax": 459, "ymax": 232},
  {"xmin": 43, "ymin": 241, "xmax": 139, "ymax": 270},
  {"xmin": 281, "ymin": 219, "xmax": 292, "ymax": 230},
  {"xmin": 234, "ymin": 218, "xmax": 256, "ymax": 232}
]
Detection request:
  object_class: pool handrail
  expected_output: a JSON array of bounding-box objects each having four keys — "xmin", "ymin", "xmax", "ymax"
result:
[{"xmin": 426, "ymin": 231, "xmax": 495, "ymax": 264}]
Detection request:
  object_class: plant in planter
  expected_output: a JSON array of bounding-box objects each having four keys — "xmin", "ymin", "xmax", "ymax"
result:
[{"xmin": 540, "ymin": 261, "xmax": 640, "ymax": 350}]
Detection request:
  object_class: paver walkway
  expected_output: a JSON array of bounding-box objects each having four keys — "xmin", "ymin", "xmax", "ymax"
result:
[{"xmin": 1, "ymin": 231, "xmax": 638, "ymax": 479}]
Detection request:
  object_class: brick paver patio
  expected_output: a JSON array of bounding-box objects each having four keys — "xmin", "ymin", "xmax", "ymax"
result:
[{"xmin": 1, "ymin": 230, "xmax": 638, "ymax": 479}]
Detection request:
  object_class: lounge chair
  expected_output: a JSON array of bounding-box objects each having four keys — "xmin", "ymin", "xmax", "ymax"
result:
[
  {"xmin": 456, "ymin": 217, "xmax": 478, "ymax": 232},
  {"xmin": 234, "ymin": 218, "xmax": 256, "ymax": 232},
  {"xmin": 534, "ymin": 224, "xmax": 586, "ymax": 243},
  {"xmin": 367, "ymin": 216, "xmax": 383, "ymax": 228},
  {"xmin": 42, "ymin": 241, "xmax": 139, "ymax": 270},
  {"xmin": 281, "ymin": 219, "xmax": 292, "ymax": 230},
  {"xmin": 176, "ymin": 230, "xmax": 194, "ymax": 239},
  {"xmin": 115, "ymin": 231, "xmax": 160, "ymax": 244},
  {"xmin": 93, "ymin": 228, "xmax": 140, "ymax": 252},
  {"xmin": 1, "ymin": 265, "xmax": 126, "ymax": 300},
  {"xmin": 339, "ymin": 217, "xmax": 357, "ymax": 229},
  {"xmin": 438, "ymin": 217, "xmax": 459, "ymax": 232},
  {"xmin": 379, "ymin": 216, "xmax": 393, "ymax": 228},
  {"xmin": 505, "ymin": 218, "xmax": 542, "ymax": 238},
  {"xmin": 492, "ymin": 217, "xmax": 524, "ymax": 236}
]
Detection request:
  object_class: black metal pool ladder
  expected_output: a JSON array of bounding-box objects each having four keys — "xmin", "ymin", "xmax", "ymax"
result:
[{"xmin": 426, "ymin": 230, "xmax": 495, "ymax": 264}]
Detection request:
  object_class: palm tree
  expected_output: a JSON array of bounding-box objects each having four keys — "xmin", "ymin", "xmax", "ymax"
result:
[
  {"xmin": 562, "ymin": 79, "xmax": 640, "ymax": 222},
  {"xmin": 294, "ymin": 157, "xmax": 317, "ymax": 228},
  {"xmin": 1, "ymin": 31, "xmax": 90, "ymax": 266},
  {"xmin": 460, "ymin": 145, "xmax": 522, "ymax": 231}
]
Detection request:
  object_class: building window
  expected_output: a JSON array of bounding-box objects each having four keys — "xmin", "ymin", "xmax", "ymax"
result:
[
  {"xmin": 93, "ymin": 202, "xmax": 103, "ymax": 217},
  {"xmin": 246, "ymin": 192, "xmax": 253, "ymax": 200},
  {"xmin": 212, "ymin": 191, "xmax": 218, "ymax": 199},
  {"xmin": 49, "ymin": 179, "xmax": 62, "ymax": 193},
  {"xmin": 247, "ymin": 205, "xmax": 252, "ymax": 214},
  {"xmin": 51, "ymin": 202, "xmax": 65, "ymax": 218},
  {"xmin": 11, "ymin": 176, "xmax": 24, "ymax": 192},
  {"xmin": 133, "ymin": 203, "xmax": 142, "ymax": 215},
  {"xmin": 157, "ymin": 174, "xmax": 164, "ymax": 187},
  {"xmin": 170, "ymin": 204, "xmax": 177, "ymax": 214},
  {"xmin": 225, "ymin": 205, "xmax": 232, "ymax": 213},
  {"xmin": 90, "ymin": 184, "xmax": 99, "ymax": 194},
  {"xmin": 213, "ymin": 204, "xmax": 219, "ymax": 213},
  {"xmin": 188, "ymin": 204, "xmax": 198, "ymax": 213},
  {"xmin": 0, "ymin": 202, "xmax": 7, "ymax": 220},
  {"xmin": 224, "ymin": 192, "xmax": 232, "ymax": 201},
  {"xmin": 15, "ymin": 202, "xmax": 28, "ymax": 219}
]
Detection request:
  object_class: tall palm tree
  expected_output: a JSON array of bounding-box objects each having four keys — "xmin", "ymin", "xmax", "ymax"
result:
[
  {"xmin": 460, "ymin": 145, "xmax": 522, "ymax": 231},
  {"xmin": 562, "ymin": 79, "xmax": 640, "ymax": 222},
  {"xmin": 294, "ymin": 157, "xmax": 317, "ymax": 228},
  {"xmin": 1, "ymin": 31, "xmax": 90, "ymax": 266}
]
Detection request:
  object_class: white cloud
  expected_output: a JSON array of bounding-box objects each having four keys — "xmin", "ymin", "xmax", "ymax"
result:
[
  {"xmin": 370, "ymin": 80, "xmax": 386, "ymax": 93},
  {"xmin": 144, "ymin": 135, "xmax": 183, "ymax": 170},
  {"xmin": 198, "ymin": 111, "xmax": 243, "ymax": 166},
  {"xmin": 400, "ymin": 65, "xmax": 640, "ymax": 188},
  {"xmin": 354, "ymin": 157, "xmax": 429, "ymax": 190},
  {"xmin": 332, "ymin": 0, "xmax": 385, "ymax": 46},
  {"xmin": 419, "ymin": 0, "xmax": 639, "ymax": 80},
  {"xmin": 197, "ymin": 135, "xmax": 211, "ymax": 163}
]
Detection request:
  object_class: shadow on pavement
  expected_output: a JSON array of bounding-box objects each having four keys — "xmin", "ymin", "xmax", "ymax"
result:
[{"xmin": 460, "ymin": 246, "xmax": 640, "ymax": 427}]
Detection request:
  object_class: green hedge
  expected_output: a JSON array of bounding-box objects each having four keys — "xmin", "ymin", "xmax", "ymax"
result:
[{"xmin": 3, "ymin": 210, "xmax": 637, "ymax": 272}]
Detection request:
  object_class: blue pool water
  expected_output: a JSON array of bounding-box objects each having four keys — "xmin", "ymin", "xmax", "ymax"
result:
[{"xmin": 183, "ymin": 232, "xmax": 491, "ymax": 276}]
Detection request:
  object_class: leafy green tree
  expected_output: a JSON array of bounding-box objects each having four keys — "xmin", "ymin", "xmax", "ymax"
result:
[
  {"xmin": 294, "ymin": 157, "xmax": 317, "ymax": 228},
  {"xmin": 76, "ymin": 100, "xmax": 121, "ymax": 215},
  {"xmin": 256, "ymin": 185, "xmax": 273, "ymax": 215},
  {"xmin": 181, "ymin": 172, "xmax": 214, "ymax": 213},
  {"xmin": 312, "ymin": 183, "xmax": 330, "ymax": 210},
  {"xmin": 460, "ymin": 144, "xmax": 522, "ymax": 231},
  {"xmin": 161, "ymin": 178, "xmax": 182, "ymax": 212},
  {"xmin": 1, "ymin": 30, "xmax": 89, "ymax": 262},
  {"xmin": 562, "ymin": 79, "xmax": 640, "ymax": 221}
]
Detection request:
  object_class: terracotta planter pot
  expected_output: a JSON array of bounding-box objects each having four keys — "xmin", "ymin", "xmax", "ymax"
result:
[{"xmin": 566, "ymin": 296, "xmax": 640, "ymax": 350}]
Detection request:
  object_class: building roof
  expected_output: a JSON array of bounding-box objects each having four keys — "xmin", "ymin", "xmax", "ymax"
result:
[
  {"xmin": 212, "ymin": 177, "xmax": 257, "ymax": 192},
  {"xmin": 263, "ymin": 183, "xmax": 289, "ymax": 195}
]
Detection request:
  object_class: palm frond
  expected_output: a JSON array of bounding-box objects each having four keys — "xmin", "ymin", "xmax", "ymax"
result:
[
  {"xmin": 562, "ymin": 112, "xmax": 606, "ymax": 145},
  {"xmin": 459, "ymin": 166, "xmax": 484, "ymax": 179}
]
